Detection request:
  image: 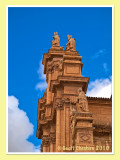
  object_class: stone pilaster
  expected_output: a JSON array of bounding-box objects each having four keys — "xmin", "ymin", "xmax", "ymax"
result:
[
  {"xmin": 55, "ymin": 99, "xmax": 64, "ymax": 152},
  {"xmin": 47, "ymin": 63, "xmax": 52, "ymax": 104}
]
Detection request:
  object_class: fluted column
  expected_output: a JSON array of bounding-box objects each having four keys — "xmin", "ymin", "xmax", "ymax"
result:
[
  {"xmin": 63, "ymin": 97, "xmax": 71, "ymax": 151},
  {"xmin": 66, "ymin": 105, "xmax": 70, "ymax": 148},
  {"xmin": 55, "ymin": 99, "xmax": 64, "ymax": 152}
]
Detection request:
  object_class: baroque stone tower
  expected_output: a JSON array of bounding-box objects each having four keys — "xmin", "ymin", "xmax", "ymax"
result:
[{"xmin": 36, "ymin": 32, "xmax": 112, "ymax": 152}]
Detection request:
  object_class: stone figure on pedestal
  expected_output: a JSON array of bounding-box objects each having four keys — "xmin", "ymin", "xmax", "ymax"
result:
[
  {"xmin": 77, "ymin": 88, "xmax": 89, "ymax": 112},
  {"xmin": 51, "ymin": 32, "xmax": 60, "ymax": 47},
  {"xmin": 66, "ymin": 35, "xmax": 76, "ymax": 51}
]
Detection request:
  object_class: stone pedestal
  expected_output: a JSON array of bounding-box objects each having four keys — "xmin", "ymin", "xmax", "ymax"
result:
[{"xmin": 71, "ymin": 112, "xmax": 95, "ymax": 152}]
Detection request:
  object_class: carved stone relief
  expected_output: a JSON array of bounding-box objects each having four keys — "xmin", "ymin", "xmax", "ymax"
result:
[
  {"xmin": 79, "ymin": 133, "xmax": 91, "ymax": 143},
  {"xmin": 47, "ymin": 60, "xmax": 63, "ymax": 75}
]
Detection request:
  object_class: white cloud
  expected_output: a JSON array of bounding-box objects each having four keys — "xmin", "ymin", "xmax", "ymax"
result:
[
  {"xmin": 36, "ymin": 82, "xmax": 47, "ymax": 91},
  {"xmin": 92, "ymin": 49, "xmax": 106, "ymax": 59},
  {"xmin": 36, "ymin": 60, "xmax": 47, "ymax": 91},
  {"xmin": 37, "ymin": 61, "xmax": 46, "ymax": 80},
  {"xmin": 103, "ymin": 62, "xmax": 109, "ymax": 72},
  {"xmin": 86, "ymin": 77, "xmax": 112, "ymax": 98},
  {"xmin": 8, "ymin": 96, "xmax": 40, "ymax": 152}
]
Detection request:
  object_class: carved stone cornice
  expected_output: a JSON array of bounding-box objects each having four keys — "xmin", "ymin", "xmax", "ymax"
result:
[
  {"xmin": 75, "ymin": 112, "xmax": 92, "ymax": 118},
  {"xmin": 50, "ymin": 76, "xmax": 89, "ymax": 94},
  {"xmin": 93, "ymin": 123, "xmax": 112, "ymax": 132},
  {"xmin": 87, "ymin": 96, "xmax": 112, "ymax": 105}
]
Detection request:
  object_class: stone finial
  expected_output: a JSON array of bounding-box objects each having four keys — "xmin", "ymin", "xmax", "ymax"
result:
[
  {"xmin": 77, "ymin": 88, "xmax": 89, "ymax": 112},
  {"xmin": 51, "ymin": 32, "xmax": 60, "ymax": 48},
  {"xmin": 66, "ymin": 35, "xmax": 76, "ymax": 51}
]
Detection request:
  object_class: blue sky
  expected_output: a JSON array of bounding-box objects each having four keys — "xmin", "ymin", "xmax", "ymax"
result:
[{"xmin": 8, "ymin": 7, "xmax": 112, "ymax": 152}]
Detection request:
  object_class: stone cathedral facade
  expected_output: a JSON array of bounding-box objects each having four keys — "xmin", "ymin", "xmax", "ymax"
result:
[{"xmin": 36, "ymin": 33, "xmax": 112, "ymax": 152}]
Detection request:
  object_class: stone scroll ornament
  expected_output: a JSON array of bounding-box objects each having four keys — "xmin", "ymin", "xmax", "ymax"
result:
[
  {"xmin": 66, "ymin": 35, "xmax": 76, "ymax": 51},
  {"xmin": 77, "ymin": 88, "xmax": 89, "ymax": 112},
  {"xmin": 51, "ymin": 32, "xmax": 60, "ymax": 47}
]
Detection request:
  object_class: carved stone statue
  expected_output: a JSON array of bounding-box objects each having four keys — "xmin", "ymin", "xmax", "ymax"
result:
[
  {"xmin": 76, "ymin": 88, "xmax": 89, "ymax": 112},
  {"xmin": 66, "ymin": 35, "xmax": 76, "ymax": 51},
  {"xmin": 51, "ymin": 32, "xmax": 60, "ymax": 47}
]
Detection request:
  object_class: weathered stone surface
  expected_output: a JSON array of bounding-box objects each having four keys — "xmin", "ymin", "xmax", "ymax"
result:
[{"xmin": 36, "ymin": 33, "xmax": 112, "ymax": 152}]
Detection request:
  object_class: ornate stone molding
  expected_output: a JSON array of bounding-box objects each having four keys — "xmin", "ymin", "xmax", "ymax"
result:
[
  {"xmin": 55, "ymin": 97, "xmax": 71, "ymax": 110},
  {"xmin": 42, "ymin": 135, "xmax": 50, "ymax": 146},
  {"xmin": 55, "ymin": 100, "xmax": 64, "ymax": 110}
]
